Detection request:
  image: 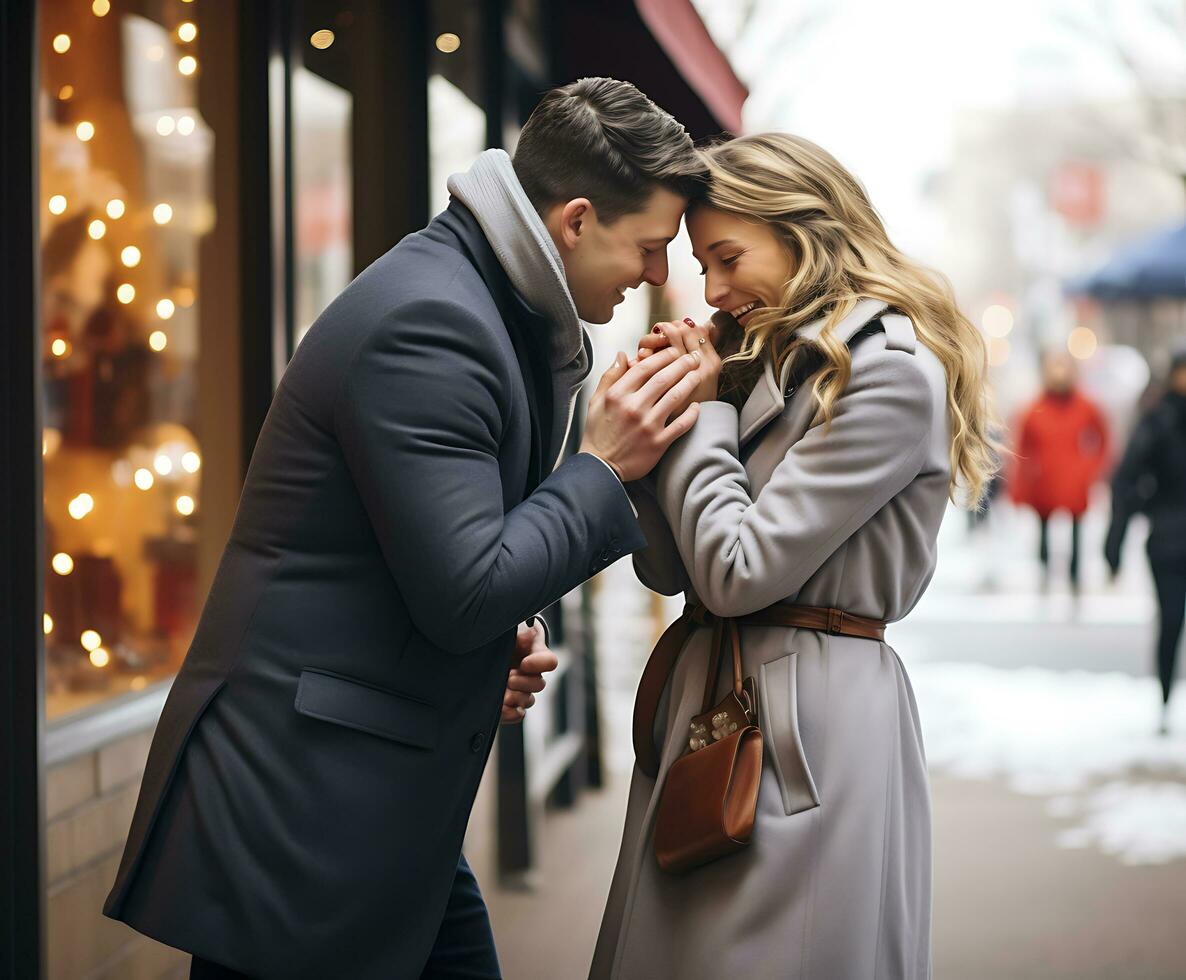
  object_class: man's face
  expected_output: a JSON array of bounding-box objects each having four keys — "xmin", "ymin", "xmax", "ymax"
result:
[{"xmin": 548, "ymin": 187, "xmax": 687, "ymax": 324}]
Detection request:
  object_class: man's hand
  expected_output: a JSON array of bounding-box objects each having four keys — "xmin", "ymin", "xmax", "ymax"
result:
[
  {"xmin": 578, "ymin": 346, "xmax": 703, "ymax": 482},
  {"xmin": 501, "ymin": 622, "xmax": 559, "ymax": 724}
]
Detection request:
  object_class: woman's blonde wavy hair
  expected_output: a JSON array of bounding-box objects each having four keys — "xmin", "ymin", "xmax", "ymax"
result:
[{"xmin": 700, "ymin": 133, "xmax": 999, "ymax": 507}]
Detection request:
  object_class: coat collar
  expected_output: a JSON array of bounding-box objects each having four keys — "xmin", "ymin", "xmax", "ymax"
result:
[{"xmin": 738, "ymin": 298, "xmax": 889, "ymax": 445}]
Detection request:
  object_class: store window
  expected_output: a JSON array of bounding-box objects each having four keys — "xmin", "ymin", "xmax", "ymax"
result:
[
  {"xmin": 428, "ymin": 0, "xmax": 487, "ymax": 214},
  {"xmin": 38, "ymin": 1, "xmax": 228, "ymax": 719}
]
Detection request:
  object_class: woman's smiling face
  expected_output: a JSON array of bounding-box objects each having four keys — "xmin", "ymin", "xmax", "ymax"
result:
[{"xmin": 687, "ymin": 205, "xmax": 794, "ymax": 327}]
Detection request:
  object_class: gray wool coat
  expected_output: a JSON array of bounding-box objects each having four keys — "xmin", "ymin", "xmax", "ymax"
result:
[{"xmin": 591, "ymin": 299, "xmax": 950, "ymax": 980}]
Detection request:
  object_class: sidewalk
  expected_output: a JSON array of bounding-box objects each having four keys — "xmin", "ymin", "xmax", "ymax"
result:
[{"xmin": 472, "ymin": 501, "xmax": 1186, "ymax": 978}]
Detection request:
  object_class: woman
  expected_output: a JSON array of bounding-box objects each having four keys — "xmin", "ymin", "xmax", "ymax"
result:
[
  {"xmin": 1105, "ymin": 348, "xmax": 1186, "ymax": 735},
  {"xmin": 590, "ymin": 134, "xmax": 997, "ymax": 979}
]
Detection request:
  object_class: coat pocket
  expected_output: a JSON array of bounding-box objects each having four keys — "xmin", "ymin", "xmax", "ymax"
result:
[
  {"xmin": 294, "ymin": 668, "xmax": 437, "ymax": 749},
  {"xmin": 758, "ymin": 652, "xmax": 820, "ymax": 816}
]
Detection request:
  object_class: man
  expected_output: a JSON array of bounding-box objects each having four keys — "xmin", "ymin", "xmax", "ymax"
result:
[{"xmin": 103, "ymin": 78, "xmax": 707, "ymax": 978}]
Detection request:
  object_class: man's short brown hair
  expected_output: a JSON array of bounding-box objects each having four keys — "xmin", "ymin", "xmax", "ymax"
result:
[{"xmin": 513, "ymin": 77, "xmax": 705, "ymax": 223}]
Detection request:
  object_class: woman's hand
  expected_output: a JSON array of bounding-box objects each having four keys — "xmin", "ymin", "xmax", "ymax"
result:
[{"xmin": 636, "ymin": 318, "xmax": 721, "ymax": 402}]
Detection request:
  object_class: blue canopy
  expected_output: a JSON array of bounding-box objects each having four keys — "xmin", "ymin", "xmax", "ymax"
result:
[{"xmin": 1070, "ymin": 222, "xmax": 1186, "ymax": 300}]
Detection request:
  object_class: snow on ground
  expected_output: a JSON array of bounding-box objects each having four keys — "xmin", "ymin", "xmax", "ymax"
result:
[{"xmin": 909, "ymin": 660, "xmax": 1186, "ymax": 864}]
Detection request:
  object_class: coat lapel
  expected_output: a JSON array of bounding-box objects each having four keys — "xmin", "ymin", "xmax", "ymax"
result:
[{"xmin": 738, "ymin": 299, "xmax": 889, "ymax": 448}]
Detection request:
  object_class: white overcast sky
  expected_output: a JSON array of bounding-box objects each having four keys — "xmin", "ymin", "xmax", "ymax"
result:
[{"xmin": 692, "ymin": 0, "xmax": 1186, "ymax": 254}]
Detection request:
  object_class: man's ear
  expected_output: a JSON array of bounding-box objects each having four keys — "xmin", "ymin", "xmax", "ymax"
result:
[{"xmin": 554, "ymin": 197, "xmax": 594, "ymax": 250}]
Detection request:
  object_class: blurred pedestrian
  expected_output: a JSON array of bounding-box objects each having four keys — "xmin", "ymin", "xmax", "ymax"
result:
[
  {"xmin": 1009, "ymin": 351, "xmax": 1110, "ymax": 592},
  {"xmin": 1105, "ymin": 348, "xmax": 1186, "ymax": 735}
]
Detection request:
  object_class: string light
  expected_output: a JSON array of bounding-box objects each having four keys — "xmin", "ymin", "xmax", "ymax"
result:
[
  {"xmin": 149, "ymin": 331, "xmax": 168, "ymax": 351},
  {"xmin": 68, "ymin": 493, "xmax": 95, "ymax": 520},
  {"xmin": 310, "ymin": 29, "xmax": 335, "ymax": 49},
  {"xmin": 51, "ymin": 338, "xmax": 69, "ymax": 357},
  {"xmin": 156, "ymin": 299, "xmax": 175, "ymax": 319},
  {"xmin": 121, "ymin": 246, "xmax": 142, "ymax": 268},
  {"xmin": 92, "ymin": 0, "xmax": 111, "ymax": 15},
  {"xmin": 178, "ymin": 55, "xmax": 197, "ymax": 76},
  {"xmin": 436, "ymin": 33, "xmax": 461, "ymax": 53},
  {"xmin": 52, "ymin": 553, "xmax": 74, "ymax": 575},
  {"xmin": 154, "ymin": 453, "xmax": 174, "ymax": 476},
  {"xmin": 89, "ymin": 648, "xmax": 111, "ymax": 668},
  {"xmin": 117, "ymin": 283, "xmax": 136, "ymax": 304},
  {"xmin": 182, "ymin": 451, "xmax": 201, "ymax": 473},
  {"xmin": 178, "ymin": 22, "xmax": 197, "ymax": 42},
  {"xmin": 176, "ymin": 495, "xmax": 195, "ymax": 516},
  {"xmin": 43, "ymin": 614, "xmax": 54, "ymax": 635},
  {"xmin": 177, "ymin": 116, "xmax": 195, "ymax": 136},
  {"xmin": 80, "ymin": 630, "xmax": 102, "ymax": 651},
  {"xmin": 48, "ymin": 195, "xmax": 67, "ymax": 215},
  {"xmin": 76, "ymin": 121, "xmax": 95, "ymax": 141},
  {"xmin": 134, "ymin": 468, "xmax": 154, "ymax": 490},
  {"xmin": 156, "ymin": 115, "xmax": 176, "ymax": 136},
  {"xmin": 106, "ymin": 198, "xmax": 125, "ymax": 219},
  {"xmin": 58, "ymin": 85, "xmax": 74, "ymax": 101},
  {"xmin": 88, "ymin": 219, "xmax": 106, "ymax": 239},
  {"xmin": 53, "ymin": 34, "xmax": 71, "ymax": 54},
  {"xmin": 153, "ymin": 203, "xmax": 173, "ymax": 224}
]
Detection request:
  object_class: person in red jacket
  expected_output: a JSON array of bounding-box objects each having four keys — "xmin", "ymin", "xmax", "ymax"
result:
[{"xmin": 1009, "ymin": 351, "xmax": 1110, "ymax": 591}]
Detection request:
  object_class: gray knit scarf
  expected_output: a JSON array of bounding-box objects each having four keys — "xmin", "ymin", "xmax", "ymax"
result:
[{"xmin": 448, "ymin": 149, "xmax": 594, "ymax": 470}]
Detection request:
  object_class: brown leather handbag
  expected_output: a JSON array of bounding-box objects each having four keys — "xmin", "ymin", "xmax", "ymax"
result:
[{"xmin": 651, "ymin": 615, "xmax": 763, "ymax": 874}]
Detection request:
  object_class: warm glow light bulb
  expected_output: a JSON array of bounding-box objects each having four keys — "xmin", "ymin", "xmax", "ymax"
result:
[
  {"xmin": 106, "ymin": 198, "xmax": 125, "ymax": 219},
  {"xmin": 49, "ymin": 195, "xmax": 67, "ymax": 215},
  {"xmin": 177, "ymin": 116, "xmax": 195, "ymax": 136},
  {"xmin": 178, "ymin": 22, "xmax": 197, "ymax": 42},
  {"xmin": 149, "ymin": 331, "xmax": 168, "ymax": 352},
  {"xmin": 89, "ymin": 648, "xmax": 111, "ymax": 668},
  {"xmin": 53, "ymin": 34, "xmax": 71, "ymax": 54},
  {"xmin": 178, "ymin": 55, "xmax": 198, "ymax": 76},
  {"xmin": 156, "ymin": 299, "xmax": 175, "ymax": 319},
  {"xmin": 76, "ymin": 121, "xmax": 95, "ymax": 141},
  {"xmin": 51, "ymin": 338, "xmax": 68, "ymax": 357},
  {"xmin": 156, "ymin": 115, "xmax": 176, "ymax": 136},
  {"xmin": 58, "ymin": 85, "xmax": 74, "ymax": 101},
  {"xmin": 153, "ymin": 203, "xmax": 173, "ymax": 224},
  {"xmin": 68, "ymin": 493, "xmax": 95, "ymax": 519},
  {"xmin": 1068, "ymin": 326, "xmax": 1098, "ymax": 360},
  {"xmin": 134, "ymin": 468, "xmax": 154, "ymax": 490},
  {"xmin": 154, "ymin": 453, "xmax": 174, "ymax": 476},
  {"xmin": 93, "ymin": 0, "xmax": 111, "ymax": 15},
  {"xmin": 87, "ymin": 219, "xmax": 106, "ymax": 240},
  {"xmin": 436, "ymin": 33, "xmax": 461, "ymax": 53},
  {"xmin": 182, "ymin": 451, "xmax": 201, "ymax": 473},
  {"xmin": 121, "ymin": 246, "xmax": 142, "ymax": 268},
  {"xmin": 176, "ymin": 495, "xmax": 196, "ymax": 516},
  {"xmin": 117, "ymin": 283, "xmax": 135, "ymax": 304},
  {"xmin": 43, "ymin": 614, "xmax": 54, "ymax": 635},
  {"xmin": 310, "ymin": 29, "xmax": 335, "ymax": 49},
  {"xmin": 52, "ymin": 553, "xmax": 74, "ymax": 575},
  {"xmin": 80, "ymin": 629, "xmax": 102, "ymax": 651}
]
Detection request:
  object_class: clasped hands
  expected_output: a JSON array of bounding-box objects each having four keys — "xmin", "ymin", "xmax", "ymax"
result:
[{"xmin": 577, "ymin": 317, "xmax": 723, "ymax": 483}]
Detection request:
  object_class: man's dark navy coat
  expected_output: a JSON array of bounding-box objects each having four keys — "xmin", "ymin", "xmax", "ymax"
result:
[{"xmin": 103, "ymin": 202, "xmax": 645, "ymax": 978}]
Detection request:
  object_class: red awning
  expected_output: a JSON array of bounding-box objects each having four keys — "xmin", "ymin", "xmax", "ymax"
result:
[{"xmin": 634, "ymin": 0, "xmax": 747, "ymax": 135}]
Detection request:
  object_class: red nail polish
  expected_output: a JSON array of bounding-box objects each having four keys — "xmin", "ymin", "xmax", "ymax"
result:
[
  {"xmin": 683, "ymin": 317, "xmax": 696, "ymax": 327},
  {"xmin": 652, "ymin": 325, "xmax": 663, "ymax": 334}
]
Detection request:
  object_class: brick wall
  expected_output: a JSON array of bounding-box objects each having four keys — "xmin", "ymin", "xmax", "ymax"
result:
[{"xmin": 45, "ymin": 729, "xmax": 187, "ymax": 980}]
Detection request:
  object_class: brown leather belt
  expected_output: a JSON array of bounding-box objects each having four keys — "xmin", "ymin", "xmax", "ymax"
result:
[{"xmin": 632, "ymin": 602, "xmax": 887, "ymax": 778}]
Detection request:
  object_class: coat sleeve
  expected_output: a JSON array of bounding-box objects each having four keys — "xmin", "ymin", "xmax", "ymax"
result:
[
  {"xmin": 334, "ymin": 297, "xmax": 645, "ymax": 654},
  {"xmin": 624, "ymin": 474, "xmax": 690, "ymax": 596},
  {"xmin": 655, "ymin": 349, "xmax": 936, "ymax": 617}
]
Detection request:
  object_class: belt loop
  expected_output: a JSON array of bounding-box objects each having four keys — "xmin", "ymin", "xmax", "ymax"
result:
[{"xmin": 827, "ymin": 608, "xmax": 844, "ymax": 634}]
